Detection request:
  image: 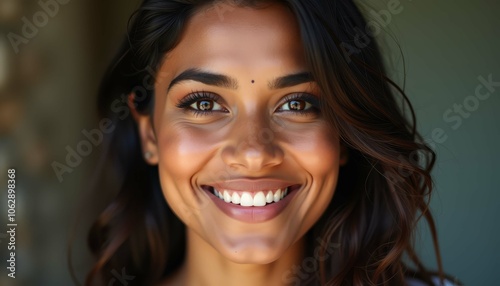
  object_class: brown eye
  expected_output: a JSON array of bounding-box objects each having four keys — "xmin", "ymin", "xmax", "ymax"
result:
[
  {"xmin": 190, "ymin": 99, "xmax": 224, "ymax": 111},
  {"xmin": 280, "ymin": 99, "xmax": 312, "ymax": 111},
  {"xmin": 197, "ymin": 100, "xmax": 213, "ymax": 111},
  {"xmin": 288, "ymin": 100, "xmax": 306, "ymax": 110}
]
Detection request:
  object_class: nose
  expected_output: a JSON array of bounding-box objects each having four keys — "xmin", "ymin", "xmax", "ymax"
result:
[{"xmin": 221, "ymin": 116, "xmax": 284, "ymax": 172}]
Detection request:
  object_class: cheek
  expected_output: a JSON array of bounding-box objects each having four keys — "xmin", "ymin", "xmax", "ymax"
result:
[
  {"xmin": 284, "ymin": 124, "xmax": 341, "ymax": 176},
  {"xmin": 158, "ymin": 124, "xmax": 218, "ymax": 173},
  {"xmin": 152, "ymin": 124, "xmax": 217, "ymax": 226},
  {"xmin": 306, "ymin": 128, "xmax": 341, "ymax": 200},
  {"xmin": 155, "ymin": 123, "xmax": 221, "ymax": 211},
  {"xmin": 283, "ymin": 124, "xmax": 341, "ymax": 226}
]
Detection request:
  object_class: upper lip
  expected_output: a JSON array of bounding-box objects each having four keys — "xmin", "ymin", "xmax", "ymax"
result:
[{"xmin": 204, "ymin": 178, "xmax": 299, "ymax": 193}]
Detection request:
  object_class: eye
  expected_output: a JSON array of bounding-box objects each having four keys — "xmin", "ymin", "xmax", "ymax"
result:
[
  {"xmin": 277, "ymin": 93, "xmax": 320, "ymax": 115},
  {"xmin": 175, "ymin": 90, "xmax": 228, "ymax": 116},
  {"xmin": 189, "ymin": 99, "xmax": 224, "ymax": 112},
  {"xmin": 279, "ymin": 99, "xmax": 313, "ymax": 111}
]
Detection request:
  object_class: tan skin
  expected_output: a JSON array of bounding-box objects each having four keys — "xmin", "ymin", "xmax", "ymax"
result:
[{"xmin": 130, "ymin": 3, "xmax": 348, "ymax": 286}]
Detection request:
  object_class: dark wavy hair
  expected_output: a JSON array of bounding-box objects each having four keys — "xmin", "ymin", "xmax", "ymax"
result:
[{"xmin": 75, "ymin": 0, "xmax": 462, "ymax": 285}]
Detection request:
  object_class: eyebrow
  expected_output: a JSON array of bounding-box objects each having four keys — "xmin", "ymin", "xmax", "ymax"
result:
[
  {"xmin": 167, "ymin": 68, "xmax": 237, "ymax": 93},
  {"xmin": 166, "ymin": 68, "xmax": 314, "ymax": 94},
  {"xmin": 269, "ymin": 71, "xmax": 314, "ymax": 90}
]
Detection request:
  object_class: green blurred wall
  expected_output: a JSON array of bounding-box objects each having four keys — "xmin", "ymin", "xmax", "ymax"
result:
[{"xmin": 363, "ymin": 0, "xmax": 500, "ymax": 284}]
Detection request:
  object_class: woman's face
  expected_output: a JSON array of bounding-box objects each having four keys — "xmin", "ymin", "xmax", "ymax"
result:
[{"xmin": 136, "ymin": 2, "xmax": 347, "ymax": 264}]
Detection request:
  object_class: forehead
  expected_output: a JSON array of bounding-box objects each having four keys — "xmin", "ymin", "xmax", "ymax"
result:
[{"xmin": 161, "ymin": 2, "xmax": 307, "ymax": 77}]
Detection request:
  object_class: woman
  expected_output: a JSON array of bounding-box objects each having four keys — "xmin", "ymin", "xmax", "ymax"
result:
[{"xmin": 83, "ymin": 0, "xmax": 461, "ymax": 285}]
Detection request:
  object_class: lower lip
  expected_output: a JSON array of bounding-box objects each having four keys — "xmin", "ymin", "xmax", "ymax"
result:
[{"xmin": 202, "ymin": 184, "xmax": 301, "ymax": 223}]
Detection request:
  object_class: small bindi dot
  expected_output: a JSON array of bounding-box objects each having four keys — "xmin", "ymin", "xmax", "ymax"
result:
[{"xmin": 251, "ymin": 80, "xmax": 255, "ymax": 83}]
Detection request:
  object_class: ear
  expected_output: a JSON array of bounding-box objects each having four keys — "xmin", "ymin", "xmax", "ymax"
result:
[
  {"xmin": 127, "ymin": 93, "xmax": 159, "ymax": 165},
  {"xmin": 339, "ymin": 142, "xmax": 349, "ymax": 166}
]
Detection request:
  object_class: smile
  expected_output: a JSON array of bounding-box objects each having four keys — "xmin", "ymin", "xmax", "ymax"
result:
[
  {"xmin": 210, "ymin": 186, "xmax": 290, "ymax": 207},
  {"xmin": 201, "ymin": 182, "xmax": 302, "ymax": 223}
]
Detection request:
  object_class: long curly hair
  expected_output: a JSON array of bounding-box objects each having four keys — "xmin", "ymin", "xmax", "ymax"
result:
[{"xmin": 77, "ymin": 0, "xmax": 461, "ymax": 285}]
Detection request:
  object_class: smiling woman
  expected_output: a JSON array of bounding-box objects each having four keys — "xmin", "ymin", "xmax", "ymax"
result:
[{"xmin": 81, "ymin": 0, "xmax": 460, "ymax": 285}]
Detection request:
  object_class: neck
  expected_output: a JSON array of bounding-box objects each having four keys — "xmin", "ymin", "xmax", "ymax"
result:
[{"xmin": 169, "ymin": 229, "xmax": 305, "ymax": 286}]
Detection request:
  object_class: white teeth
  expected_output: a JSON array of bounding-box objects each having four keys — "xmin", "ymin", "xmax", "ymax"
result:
[
  {"xmin": 273, "ymin": 189, "xmax": 281, "ymax": 202},
  {"xmin": 281, "ymin": 188, "xmax": 288, "ymax": 199},
  {"xmin": 240, "ymin": 193, "xmax": 253, "ymax": 207},
  {"xmin": 231, "ymin": 192, "xmax": 240, "ymax": 204},
  {"xmin": 212, "ymin": 186, "xmax": 292, "ymax": 207},
  {"xmin": 223, "ymin": 190, "xmax": 231, "ymax": 203},
  {"xmin": 266, "ymin": 191, "xmax": 274, "ymax": 203},
  {"xmin": 253, "ymin": 192, "xmax": 266, "ymax": 207}
]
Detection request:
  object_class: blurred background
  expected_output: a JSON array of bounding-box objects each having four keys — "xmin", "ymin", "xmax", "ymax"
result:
[{"xmin": 0, "ymin": 0, "xmax": 498, "ymax": 285}]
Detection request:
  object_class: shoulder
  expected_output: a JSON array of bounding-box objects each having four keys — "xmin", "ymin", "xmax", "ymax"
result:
[{"xmin": 405, "ymin": 275, "xmax": 458, "ymax": 286}]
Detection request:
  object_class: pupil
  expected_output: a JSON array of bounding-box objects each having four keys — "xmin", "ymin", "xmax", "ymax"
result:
[
  {"xmin": 199, "ymin": 100, "xmax": 212, "ymax": 111},
  {"xmin": 290, "ymin": 100, "xmax": 303, "ymax": 110}
]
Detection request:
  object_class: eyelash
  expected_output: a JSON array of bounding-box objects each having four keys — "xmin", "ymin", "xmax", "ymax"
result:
[
  {"xmin": 175, "ymin": 90, "xmax": 320, "ymax": 117},
  {"xmin": 277, "ymin": 93, "xmax": 321, "ymax": 115},
  {"xmin": 175, "ymin": 91, "xmax": 226, "ymax": 117}
]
